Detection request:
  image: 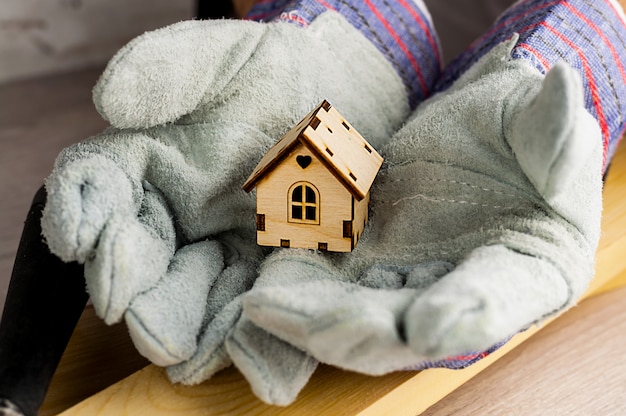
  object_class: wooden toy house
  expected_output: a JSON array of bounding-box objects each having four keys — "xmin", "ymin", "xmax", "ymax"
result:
[{"xmin": 242, "ymin": 100, "xmax": 383, "ymax": 252}]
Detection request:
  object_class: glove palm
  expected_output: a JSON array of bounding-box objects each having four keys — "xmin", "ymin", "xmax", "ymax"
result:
[{"xmin": 241, "ymin": 37, "xmax": 603, "ymax": 377}]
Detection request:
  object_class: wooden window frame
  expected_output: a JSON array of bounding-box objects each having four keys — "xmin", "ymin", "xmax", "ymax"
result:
[{"xmin": 288, "ymin": 182, "xmax": 320, "ymax": 225}]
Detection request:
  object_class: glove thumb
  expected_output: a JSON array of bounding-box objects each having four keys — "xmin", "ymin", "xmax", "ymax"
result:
[{"xmin": 93, "ymin": 19, "xmax": 267, "ymax": 128}]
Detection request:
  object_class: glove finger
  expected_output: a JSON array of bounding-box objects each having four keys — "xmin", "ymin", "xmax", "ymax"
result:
[
  {"xmin": 93, "ymin": 19, "xmax": 268, "ymax": 128},
  {"xmin": 201, "ymin": 232, "xmax": 264, "ymax": 320},
  {"xmin": 358, "ymin": 261, "xmax": 455, "ymax": 290},
  {"xmin": 42, "ymin": 155, "xmax": 136, "ymax": 263},
  {"xmin": 42, "ymin": 132, "xmax": 165, "ymax": 263},
  {"xmin": 241, "ymin": 249, "xmax": 351, "ymax": 352},
  {"xmin": 84, "ymin": 186, "xmax": 176, "ymax": 324},
  {"xmin": 226, "ymin": 317, "xmax": 318, "ymax": 406},
  {"xmin": 44, "ymin": 123, "xmax": 271, "ymax": 261},
  {"xmin": 244, "ymin": 280, "xmax": 420, "ymax": 375},
  {"xmin": 167, "ymin": 296, "xmax": 241, "ymax": 385},
  {"xmin": 166, "ymin": 233, "xmax": 263, "ymax": 384},
  {"xmin": 125, "ymin": 240, "xmax": 224, "ymax": 366},
  {"xmin": 506, "ymin": 61, "xmax": 602, "ymax": 201},
  {"xmin": 407, "ymin": 244, "xmax": 573, "ymax": 359}
]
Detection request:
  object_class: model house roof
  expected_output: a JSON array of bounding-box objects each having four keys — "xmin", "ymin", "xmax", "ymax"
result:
[{"xmin": 242, "ymin": 100, "xmax": 383, "ymax": 200}]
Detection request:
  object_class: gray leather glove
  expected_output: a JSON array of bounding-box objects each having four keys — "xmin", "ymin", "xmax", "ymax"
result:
[
  {"xmin": 237, "ymin": 36, "xmax": 603, "ymax": 383},
  {"xmin": 41, "ymin": 12, "xmax": 410, "ymax": 375}
]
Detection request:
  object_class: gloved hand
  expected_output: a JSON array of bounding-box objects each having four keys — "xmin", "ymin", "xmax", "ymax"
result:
[
  {"xmin": 41, "ymin": 11, "xmax": 412, "ymax": 376},
  {"xmin": 236, "ymin": 36, "xmax": 604, "ymax": 385}
]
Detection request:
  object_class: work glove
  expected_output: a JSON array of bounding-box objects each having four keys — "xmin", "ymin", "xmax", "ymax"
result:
[
  {"xmin": 41, "ymin": 10, "xmax": 413, "ymax": 377},
  {"xmin": 230, "ymin": 36, "xmax": 604, "ymax": 401}
]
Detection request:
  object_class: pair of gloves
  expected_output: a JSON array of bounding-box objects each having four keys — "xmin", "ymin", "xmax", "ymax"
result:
[{"xmin": 41, "ymin": 8, "xmax": 603, "ymax": 406}]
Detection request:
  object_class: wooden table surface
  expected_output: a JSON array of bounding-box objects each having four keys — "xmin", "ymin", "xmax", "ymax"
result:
[{"xmin": 1, "ymin": 64, "xmax": 626, "ymax": 415}]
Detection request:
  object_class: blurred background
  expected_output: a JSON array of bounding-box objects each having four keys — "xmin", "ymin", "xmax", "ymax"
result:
[{"xmin": 0, "ymin": 0, "xmax": 516, "ymax": 85}]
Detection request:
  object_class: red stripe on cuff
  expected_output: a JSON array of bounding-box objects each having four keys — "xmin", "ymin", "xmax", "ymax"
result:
[
  {"xmin": 363, "ymin": 0, "xmax": 429, "ymax": 96},
  {"xmin": 397, "ymin": 0, "xmax": 441, "ymax": 65}
]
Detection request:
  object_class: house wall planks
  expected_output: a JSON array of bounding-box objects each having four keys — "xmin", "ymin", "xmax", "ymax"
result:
[{"xmin": 256, "ymin": 145, "xmax": 355, "ymax": 252}]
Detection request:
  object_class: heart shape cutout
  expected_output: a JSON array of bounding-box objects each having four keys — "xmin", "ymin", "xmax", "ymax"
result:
[{"xmin": 296, "ymin": 155, "xmax": 312, "ymax": 169}]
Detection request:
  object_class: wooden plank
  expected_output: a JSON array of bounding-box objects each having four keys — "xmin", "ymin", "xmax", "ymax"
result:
[
  {"xmin": 57, "ymin": 139, "xmax": 626, "ymax": 415},
  {"xmin": 39, "ymin": 308, "xmax": 149, "ymax": 416}
]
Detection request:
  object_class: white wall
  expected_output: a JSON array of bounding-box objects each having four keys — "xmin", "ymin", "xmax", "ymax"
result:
[{"xmin": 0, "ymin": 0, "xmax": 194, "ymax": 84}]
